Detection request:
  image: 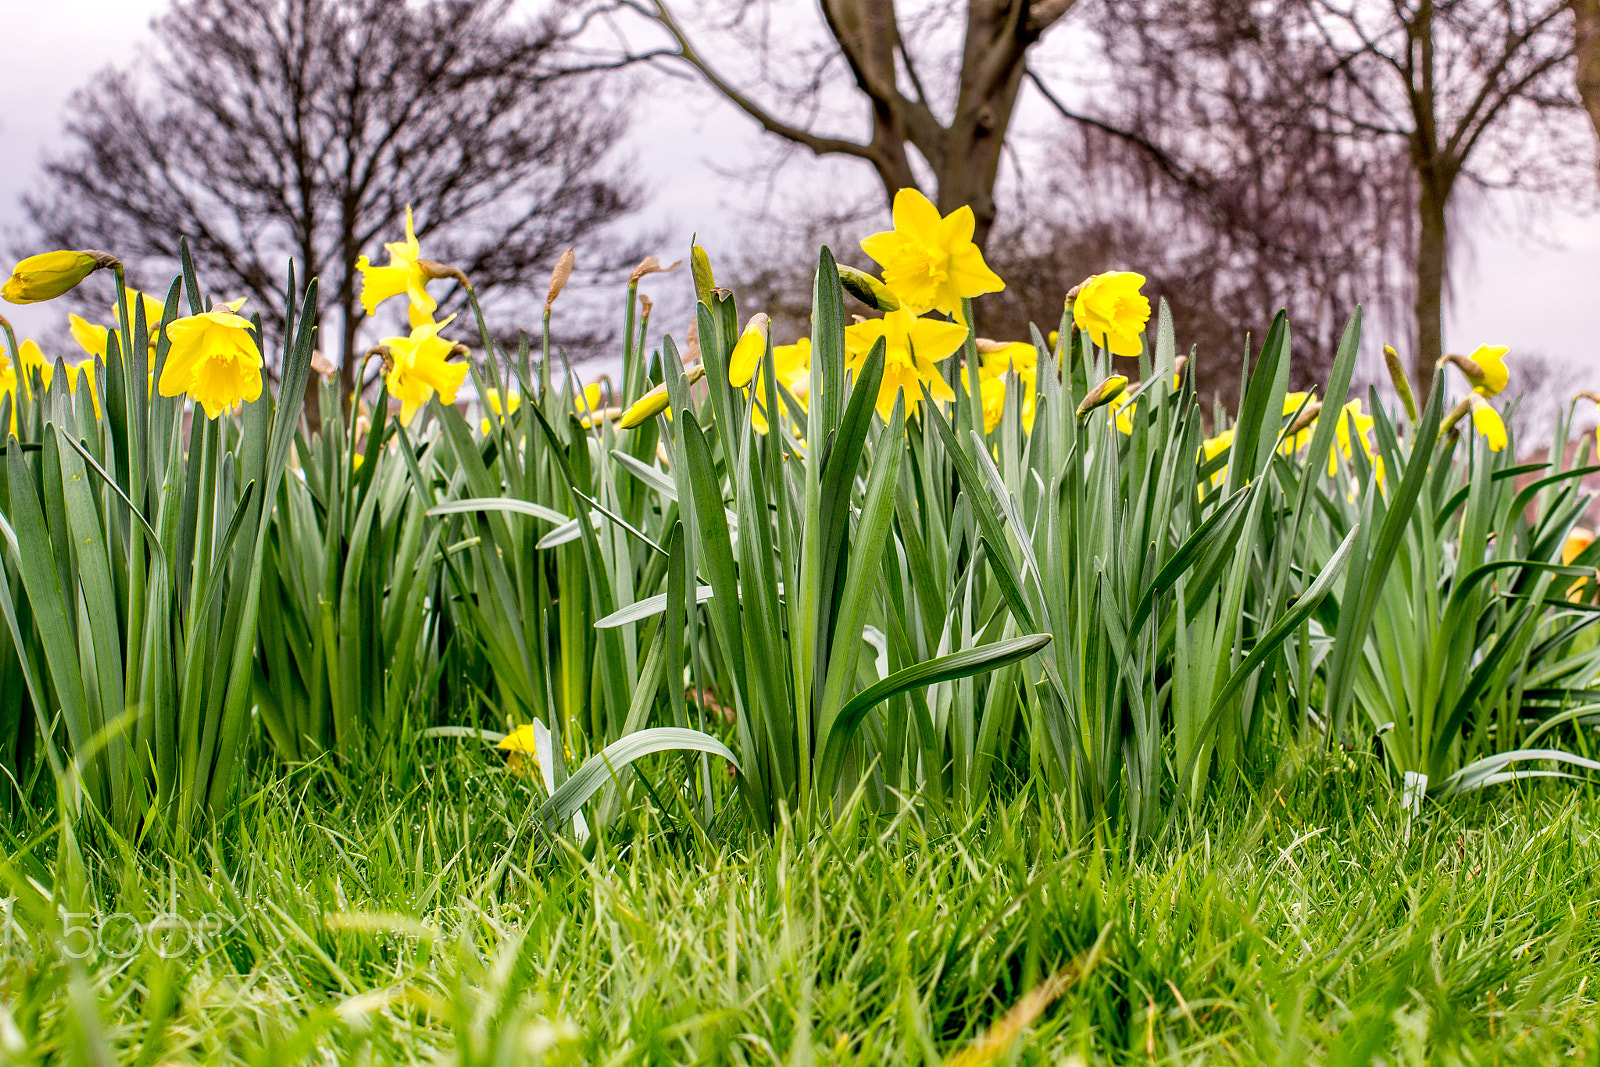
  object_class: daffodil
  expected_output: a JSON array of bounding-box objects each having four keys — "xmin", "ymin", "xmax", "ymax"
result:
[
  {"xmin": 1468, "ymin": 394, "xmax": 1507, "ymax": 452},
  {"xmin": 1328, "ymin": 399, "xmax": 1376, "ymax": 477},
  {"xmin": 384, "ymin": 314, "xmax": 467, "ymax": 426},
  {"xmin": 1076, "ymin": 374, "xmax": 1129, "ymax": 419},
  {"xmin": 1108, "ymin": 392, "xmax": 1136, "ymax": 435},
  {"xmin": 751, "ymin": 337, "xmax": 811, "ymax": 435},
  {"xmin": 1200, "ymin": 429, "xmax": 1234, "ymax": 489},
  {"xmin": 161, "ymin": 305, "xmax": 263, "ymax": 419},
  {"xmin": 1072, "ymin": 272, "xmax": 1150, "ymax": 357},
  {"xmin": 357, "ymin": 206, "xmax": 437, "ymax": 319},
  {"xmin": 0, "ymin": 346, "xmax": 17, "ymax": 432},
  {"xmin": 1463, "ymin": 345, "xmax": 1510, "ymax": 397},
  {"xmin": 726, "ymin": 313, "xmax": 770, "ymax": 388},
  {"xmin": 844, "ymin": 308, "xmax": 965, "ymax": 421},
  {"xmin": 964, "ymin": 373, "xmax": 1008, "ymax": 434},
  {"xmin": 859, "ymin": 189, "xmax": 1003, "ymax": 318},
  {"xmin": 1565, "ymin": 528, "xmax": 1593, "ymax": 565},
  {"xmin": 117, "ymin": 289, "xmax": 166, "ymax": 347},
  {"xmin": 19, "ymin": 339, "xmax": 51, "ymax": 389},
  {"xmin": 480, "ymin": 386, "xmax": 525, "ymax": 435},
  {"xmin": 497, "ymin": 724, "xmax": 541, "ymax": 776},
  {"xmin": 2, "ymin": 250, "xmax": 110, "ymax": 304},
  {"xmin": 977, "ymin": 340, "xmax": 1038, "ymax": 433},
  {"xmin": 1278, "ymin": 391, "xmax": 1318, "ymax": 454}
]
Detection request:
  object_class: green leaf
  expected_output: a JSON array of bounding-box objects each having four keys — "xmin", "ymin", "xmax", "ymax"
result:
[{"xmin": 539, "ymin": 727, "xmax": 740, "ymax": 826}]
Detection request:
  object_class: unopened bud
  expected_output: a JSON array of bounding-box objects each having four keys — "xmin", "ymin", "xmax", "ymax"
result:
[
  {"xmin": 3, "ymin": 250, "xmax": 118, "ymax": 305},
  {"xmin": 418, "ymin": 260, "xmax": 470, "ymax": 286},
  {"xmin": 545, "ymin": 247, "xmax": 575, "ymax": 312},
  {"xmin": 1077, "ymin": 374, "xmax": 1129, "ymax": 419},
  {"xmin": 690, "ymin": 242, "xmax": 716, "ymax": 306},
  {"xmin": 837, "ymin": 265, "xmax": 900, "ymax": 312},
  {"xmin": 1286, "ymin": 401, "xmax": 1322, "ymax": 437},
  {"xmin": 1384, "ymin": 345, "xmax": 1418, "ymax": 422}
]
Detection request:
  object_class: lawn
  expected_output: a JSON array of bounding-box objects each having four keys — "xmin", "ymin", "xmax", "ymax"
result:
[{"xmin": 3, "ymin": 743, "xmax": 1597, "ymax": 1064}]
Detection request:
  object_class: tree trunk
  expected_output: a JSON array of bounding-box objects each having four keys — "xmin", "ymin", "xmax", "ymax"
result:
[
  {"xmin": 1413, "ymin": 180, "xmax": 1449, "ymax": 399},
  {"xmin": 1575, "ymin": 0, "xmax": 1600, "ymax": 155}
]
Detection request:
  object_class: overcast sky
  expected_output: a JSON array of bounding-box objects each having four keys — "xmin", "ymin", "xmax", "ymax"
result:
[{"xmin": 4, "ymin": 0, "xmax": 1599, "ymax": 387}]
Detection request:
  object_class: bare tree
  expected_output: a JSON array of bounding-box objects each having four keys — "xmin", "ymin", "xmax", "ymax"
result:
[
  {"xmin": 1576, "ymin": 0, "xmax": 1600, "ymax": 149},
  {"xmin": 24, "ymin": 0, "xmax": 638, "ymax": 403},
  {"xmin": 605, "ymin": 0, "xmax": 1080, "ymax": 247},
  {"xmin": 1039, "ymin": 0, "xmax": 1586, "ymax": 398}
]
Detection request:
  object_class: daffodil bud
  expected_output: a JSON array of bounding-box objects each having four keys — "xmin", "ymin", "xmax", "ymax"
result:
[
  {"xmin": 1286, "ymin": 401, "xmax": 1322, "ymax": 438},
  {"xmin": 727, "ymin": 314, "xmax": 770, "ymax": 388},
  {"xmin": 2, "ymin": 250, "xmax": 118, "ymax": 304},
  {"xmin": 1384, "ymin": 345, "xmax": 1418, "ymax": 422},
  {"xmin": 1440, "ymin": 395, "xmax": 1474, "ymax": 438},
  {"xmin": 691, "ymin": 242, "xmax": 716, "ymax": 306},
  {"xmin": 619, "ymin": 365, "xmax": 704, "ymax": 429},
  {"xmin": 1077, "ymin": 374, "xmax": 1129, "ymax": 419},
  {"xmin": 545, "ymin": 247, "xmax": 575, "ymax": 313},
  {"xmin": 837, "ymin": 266, "xmax": 900, "ymax": 312}
]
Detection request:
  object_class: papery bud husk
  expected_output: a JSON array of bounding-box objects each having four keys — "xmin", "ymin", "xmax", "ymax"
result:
[
  {"xmin": 1441, "ymin": 352, "xmax": 1485, "ymax": 384},
  {"xmin": 639, "ymin": 294, "xmax": 654, "ymax": 319},
  {"xmin": 545, "ymin": 247, "xmax": 575, "ymax": 312},
  {"xmin": 310, "ymin": 349, "xmax": 338, "ymax": 380},
  {"xmin": 417, "ymin": 259, "xmax": 468, "ymax": 285},
  {"xmin": 630, "ymin": 256, "xmax": 682, "ymax": 284}
]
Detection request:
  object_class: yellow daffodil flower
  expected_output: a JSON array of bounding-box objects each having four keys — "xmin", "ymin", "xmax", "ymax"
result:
[
  {"xmin": 69, "ymin": 314, "xmax": 110, "ymax": 360},
  {"xmin": 497, "ymin": 724, "xmax": 541, "ymax": 775},
  {"xmin": 844, "ymin": 307, "xmax": 965, "ymax": 421},
  {"xmin": 2, "ymin": 250, "xmax": 108, "ymax": 304},
  {"xmin": 752, "ymin": 337, "xmax": 811, "ymax": 435},
  {"xmin": 0, "ymin": 346, "xmax": 16, "ymax": 432},
  {"xmin": 726, "ymin": 313, "xmax": 770, "ymax": 388},
  {"xmin": 384, "ymin": 314, "xmax": 468, "ymax": 426},
  {"xmin": 1468, "ymin": 394, "xmax": 1507, "ymax": 451},
  {"xmin": 480, "ymin": 387, "xmax": 527, "ymax": 435},
  {"xmin": 1328, "ymin": 398, "xmax": 1376, "ymax": 477},
  {"xmin": 1200, "ymin": 429, "xmax": 1234, "ymax": 489},
  {"xmin": 117, "ymin": 289, "xmax": 166, "ymax": 347},
  {"xmin": 357, "ymin": 205, "xmax": 437, "ymax": 319},
  {"xmin": 859, "ymin": 189, "xmax": 1004, "ymax": 318},
  {"xmin": 977, "ymin": 340, "xmax": 1038, "ymax": 433},
  {"xmin": 1108, "ymin": 392, "xmax": 1136, "ymax": 435},
  {"xmin": 1073, "ymin": 272, "xmax": 1150, "ymax": 357},
  {"xmin": 19, "ymin": 339, "xmax": 51, "ymax": 390},
  {"xmin": 963, "ymin": 373, "xmax": 1008, "ymax": 434},
  {"xmin": 1465, "ymin": 344, "xmax": 1510, "ymax": 397},
  {"xmin": 161, "ymin": 306, "xmax": 263, "ymax": 419},
  {"xmin": 1565, "ymin": 528, "xmax": 1594, "ymax": 565}
]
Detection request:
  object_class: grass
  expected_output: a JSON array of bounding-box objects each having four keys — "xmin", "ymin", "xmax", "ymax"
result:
[{"xmin": 2, "ymin": 741, "xmax": 1599, "ymax": 1065}]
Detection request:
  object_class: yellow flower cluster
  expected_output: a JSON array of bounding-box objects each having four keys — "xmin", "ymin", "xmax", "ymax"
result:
[
  {"xmin": 357, "ymin": 206, "xmax": 467, "ymax": 426},
  {"xmin": 1, "ymin": 251, "xmax": 266, "ymax": 422}
]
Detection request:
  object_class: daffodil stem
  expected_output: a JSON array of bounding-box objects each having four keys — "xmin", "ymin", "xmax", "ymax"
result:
[
  {"xmin": 961, "ymin": 297, "xmax": 982, "ymax": 445},
  {"xmin": 0, "ymin": 320, "xmax": 23, "ymax": 406},
  {"xmin": 621, "ymin": 281, "xmax": 638, "ymax": 400}
]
